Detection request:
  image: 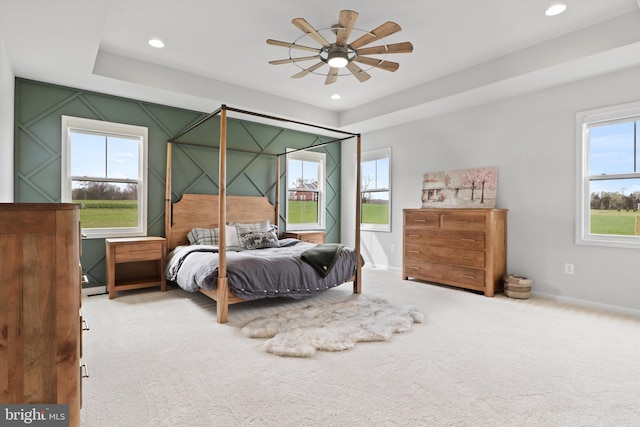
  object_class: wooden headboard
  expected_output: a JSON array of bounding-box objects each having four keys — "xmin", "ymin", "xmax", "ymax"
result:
[{"xmin": 166, "ymin": 193, "xmax": 276, "ymax": 251}]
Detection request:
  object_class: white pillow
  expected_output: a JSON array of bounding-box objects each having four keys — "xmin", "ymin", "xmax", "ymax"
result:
[{"xmin": 226, "ymin": 224, "xmax": 241, "ymax": 247}]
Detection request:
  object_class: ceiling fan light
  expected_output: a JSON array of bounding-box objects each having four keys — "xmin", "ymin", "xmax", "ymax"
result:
[{"xmin": 327, "ymin": 47, "xmax": 349, "ymax": 68}]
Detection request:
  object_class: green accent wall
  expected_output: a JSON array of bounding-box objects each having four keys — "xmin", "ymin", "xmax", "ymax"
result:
[{"xmin": 14, "ymin": 78, "xmax": 342, "ymax": 288}]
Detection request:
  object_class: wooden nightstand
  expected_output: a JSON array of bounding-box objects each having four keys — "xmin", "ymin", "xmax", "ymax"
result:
[
  {"xmin": 105, "ymin": 237, "xmax": 167, "ymax": 299},
  {"xmin": 283, "ymin": 230, "xmax": 325, "ymax": 244}
]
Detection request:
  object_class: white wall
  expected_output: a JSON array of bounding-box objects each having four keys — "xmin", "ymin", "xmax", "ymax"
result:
[
  {"xmin": 343, "ymin": 65, "xmax": 640, "ymax": 316},
  {"xmin": 0, "ymin": 32, "xmax": 14, "ymax": 202}
]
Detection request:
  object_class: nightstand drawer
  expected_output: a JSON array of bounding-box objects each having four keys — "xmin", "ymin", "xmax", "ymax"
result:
[
  {"xmin": 114, "ymin": 242, "xmax": 164, "ymax": 262},
  {"xmin": 284, "ymin": 231, "xmax": 325, "ymax": 244}
]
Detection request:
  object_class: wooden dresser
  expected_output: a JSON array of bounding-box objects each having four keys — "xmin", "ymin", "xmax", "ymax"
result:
[
  {"xmin": 0, "ymin": 203, "xmax": 83, "ymax": 427},
  {"xmin": 403, "ymin": 208, "xmax": 507, "ymax": 296}
]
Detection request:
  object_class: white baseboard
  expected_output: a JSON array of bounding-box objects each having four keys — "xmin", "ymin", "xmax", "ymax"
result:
[
  {"xmin": 364, "ymin": 264, "xmax": 401, "ymax": 272},
  {"xmin": 366, "ymin": 264, "xmax": 640, "ymax": 318},
  {"xmin": 532, "ymin": 291, "xmax": 640, "ymax": 318}
]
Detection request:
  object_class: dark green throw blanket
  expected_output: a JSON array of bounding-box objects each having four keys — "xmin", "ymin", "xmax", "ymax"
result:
[{"xmin": 301, "ymin": 243, "xmax": 345, "ymax": 278}]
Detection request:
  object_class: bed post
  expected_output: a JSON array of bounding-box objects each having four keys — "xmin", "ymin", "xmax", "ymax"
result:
[
  {"xmin": 165, "ymin": 142, "xmax": 173, "ymax": 247},
  {"xmin": 217, "ymin": 105, "xmax": 230, "ymax": 323},
  {"xmin": 275, "ymin": 155, "xmax": 280, "ymax": 235},
  {"xmin": 354, "ymin": 134, "xmax": 362, "ymax": 294}
]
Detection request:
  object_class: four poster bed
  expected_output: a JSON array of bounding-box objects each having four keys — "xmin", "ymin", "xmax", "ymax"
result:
[{"xmin": 164, "ymin": 105, "xmax": 363, "ymax": 323}]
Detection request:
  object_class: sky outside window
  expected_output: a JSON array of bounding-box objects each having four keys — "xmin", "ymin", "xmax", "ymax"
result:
[
  {"xmin": 589, "ymin": 120, "xmax": 640, "ymax": 194},
  {"xmin": 362, "ymin": 157, "xmax": 389, "ymax": 200},
  {"xmin": 289, "ymin": 159, "xmax": 319, "ymax": 186},
  {"xmin": 70, "ymin": 132, "xmax": 140, "ymax": 179}
]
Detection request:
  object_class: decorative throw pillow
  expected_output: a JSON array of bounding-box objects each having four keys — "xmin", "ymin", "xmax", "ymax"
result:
[
  {"xmin": 235, "ymin": 220, "xmax": 271, "ymax": 247},
  {"xmin": 240, "ymin": 230, "xmax": 280, "ymax": 250},
  {"xmin": 187, "ymin": 228, "xmax": 219, "ymax": 245}
]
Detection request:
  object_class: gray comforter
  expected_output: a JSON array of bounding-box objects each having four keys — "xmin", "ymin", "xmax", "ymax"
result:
[{"xmin": 165, "ymin": 239, "xmax": 361, "ymax": 300}]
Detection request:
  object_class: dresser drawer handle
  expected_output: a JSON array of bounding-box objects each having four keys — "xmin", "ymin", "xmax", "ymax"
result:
[
  {"xmin": 413, "ymin": 219, "xmax": 426, "ymax": 222},
  {"xmin": 80, "ymin": 364, "xmax": 90, "ymax": 379},
  {"xmin": 408, "ymin": 234, "xmax": 421, "ymax": 237},
  {"xmin": 461, "ymin": 274, "xmax": 476, "ymax": 279},
  {"xmin": 408, "ymin": 266, "xmax": 420, "ymax": 270},
  {"xmin": 408, "ymin": 250, "xmax": 420, "ymax": 254},
  {"xmin": 460, "ymin": 238, "xmax": 476, "ymax": 242}
]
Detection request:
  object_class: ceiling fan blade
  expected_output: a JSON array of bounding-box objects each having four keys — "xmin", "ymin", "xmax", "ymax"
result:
[
  {"xmin": 291, "ymin": 18, "xmax": 331, "ymax": 48},
  {"xmin": 269, "ymin": 55, "xmax": 320, "ymax": 65},
  {"xmin": 349, "ymin": 21, "xmax": 402, "ymax": 49},
  {"xmin": 356, "ymin": 42, "xmax": 414, "ymax": 56},
  {"xmin": 325, "ymin": 67, "xmax": 339, "ymax": 85},
  {"xmin": 346, "ymin": 62, "xmax": 371, "ymax": 83},
  {"xmin": 291, "ymin": 61, "xmax": 326, "ymax": 78},
  {"xmin": 336, "ymin": 10, "xmax": 358, "ymax": 47},
  {"xmin": 354, "ymin": 56, "xmax": 400, "ymax": 72},
  {"xmin": 266, "ymin": 39, "xmax": 321, "ymax": 53}
]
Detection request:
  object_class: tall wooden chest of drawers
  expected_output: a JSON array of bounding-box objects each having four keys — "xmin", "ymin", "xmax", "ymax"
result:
[
  {"xmin": 403, "ymin": 208, "xmax": 507, "ymax": 296},
  {"xmin": 0, "ymin": 203, "xmax": 83, "ymax": 426}
]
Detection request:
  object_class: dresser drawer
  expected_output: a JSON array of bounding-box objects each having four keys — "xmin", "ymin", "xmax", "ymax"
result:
[
  {"xmin": 441, "ymin": 212, "xmax": 486, "ymax": 230},
  {"xmin": 404, "ymin": 244, "xmax": 485, "ymax": 268},
  {"xmin": 404, "ymin": 259, "xmax": 485, "ymax": 289},
  {"xmin": 404, "ymin": 228, "xmax": 485, "ymax": 250},
  {"xmin": 404, "ymin": 211, "xmax": 440, "ymax": 228}
]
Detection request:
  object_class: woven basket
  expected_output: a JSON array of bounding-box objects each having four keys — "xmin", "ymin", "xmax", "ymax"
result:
[{"xmin": 503, "ymin": 274, "xmax": 532, "ymax": 299}]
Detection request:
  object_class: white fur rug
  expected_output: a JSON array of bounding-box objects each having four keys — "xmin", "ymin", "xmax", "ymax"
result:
[{"xmin": 241, "ymin": 296, "xmax": 424, "ymax": 357}]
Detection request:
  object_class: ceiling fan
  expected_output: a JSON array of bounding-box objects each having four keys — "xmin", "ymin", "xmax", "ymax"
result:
[{"xmin": 267, "ymin": 10, "xmax": 413, "ymax": 85}]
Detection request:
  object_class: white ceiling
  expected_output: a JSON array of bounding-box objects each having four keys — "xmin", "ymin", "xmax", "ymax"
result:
[{"xmin": 1, "ymin": 0, "xmax": 640, "ymax": 133}]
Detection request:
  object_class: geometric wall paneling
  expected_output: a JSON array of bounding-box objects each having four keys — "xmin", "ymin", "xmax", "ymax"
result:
[
  {"xmin": 14, "ymin": 79, "xmax": 343, "ymax": 287},
  {"xmin": 79, "ymin": 239, "xmax": 107, "ymax": 291}
]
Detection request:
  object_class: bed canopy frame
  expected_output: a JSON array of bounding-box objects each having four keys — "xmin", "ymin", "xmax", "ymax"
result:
[{"xmin": 164, "ymin": 104, "xmax": 362, "ymax": 323}]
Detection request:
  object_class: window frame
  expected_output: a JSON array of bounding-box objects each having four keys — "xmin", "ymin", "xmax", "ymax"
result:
[
  {"xmin": 61, "ymin": 115, "xmax": 148, "ymax": 239},
  {"xmin": 576, "ymin": 101, "xmax": 640, "ymax": 249},
  {"xmin": 360, "ymin": 147, "xmax": 391, "ymax": 232},
  {"xmin": 285, "ymin": 149, "xmax": 325, "ymax": 231}
]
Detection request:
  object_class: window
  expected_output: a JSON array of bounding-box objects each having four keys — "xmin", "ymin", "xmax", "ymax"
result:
[
  {"xmin": 286, "ymin": 150, "xmax": 325, "ymax": 230},
  {"xmin": 577, "ymin": 101, "xmax": 640, "ymax": 248},
  {"xmin": 361, "ymin": 147, "xmax": 391, "ymax": 232},
  {"xmin": 61, "ymin": 116, "xmax": 148, "ymax": 239}
]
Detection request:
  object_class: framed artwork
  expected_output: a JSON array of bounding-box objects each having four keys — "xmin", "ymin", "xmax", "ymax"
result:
[{"xmin": 422, "ymin": 167, "xmax": 498, "ymax": 208}]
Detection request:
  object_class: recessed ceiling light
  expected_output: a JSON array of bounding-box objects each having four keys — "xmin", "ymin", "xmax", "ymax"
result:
[
  {"xmin": 545, "ymin": 3, "xmax": 567, "ymax": 16},
  {"xmin": 331, "ymin": 94, "xmax": 341, "ymax": 100},
  {"xmin": 148, "ymin": 38, "xmax": 165, "ymax": 48}
]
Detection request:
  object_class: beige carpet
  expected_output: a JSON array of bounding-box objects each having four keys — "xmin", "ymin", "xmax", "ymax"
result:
[{"xmin": 80, "ymin": 267, "xmax": 640, "ymax": 426}]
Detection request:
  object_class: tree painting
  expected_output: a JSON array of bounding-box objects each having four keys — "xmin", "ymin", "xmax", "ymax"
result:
[
  {"xmin": 460, "ymin": 167, "xmax": 498, "ymax": 204},
  {"xmin": 422, "ymin": 167, "xmax": 498, "ymax": 208}
]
